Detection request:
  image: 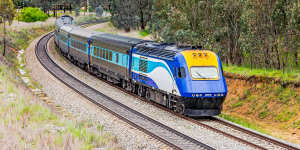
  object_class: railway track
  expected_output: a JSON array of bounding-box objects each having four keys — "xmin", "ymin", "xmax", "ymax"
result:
[
  {"xmin": 35, "ymin": 32, "xmax": 215, "ymax": 150},
  {"xmin": 90, "ymin": 73, "xmax": 299, "ymax": 150},
  {"xmin": 37, "ymin": 31, "xmax": 300, "ymax": 150}
]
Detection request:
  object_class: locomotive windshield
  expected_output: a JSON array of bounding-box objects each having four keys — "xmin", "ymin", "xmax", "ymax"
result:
[{"xmin": 190, "ymin": 66, "xmax": 219, "ymax": 79}]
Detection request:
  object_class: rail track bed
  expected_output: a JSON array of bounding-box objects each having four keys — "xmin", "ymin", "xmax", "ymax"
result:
[
  {"xmin": 36, "ymin": 33, "xmax": 215, "ymax": 150},
  {"xmin": 36, "ymin": 32, "xmax": 300, "ymax": 150}
]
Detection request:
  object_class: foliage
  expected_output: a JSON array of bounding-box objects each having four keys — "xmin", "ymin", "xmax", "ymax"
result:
[
  {"xmin": 139, "ymin": 29, "xmax": 150, "ymax": 37},
  {"xmin": 150, "ymin": 0, "xmax": 300, "ymax": 72},
  {"xmin": 110, "ymin": 0, "xmax": 153, "ymax": 32},
  {"xmin": 19, "ymin": 7, "xmax": 48, "ymax": 22},
  {"xmin": 0, "ymin": 0, "xmax": 16, "ymax": 25},
  {"xmin": 0, "ymin": 0, "xmax": 16, "ymax": 56}
]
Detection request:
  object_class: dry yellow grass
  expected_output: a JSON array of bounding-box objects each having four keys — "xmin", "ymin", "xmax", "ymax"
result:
[{"xmin": 0, "ymin": 64, "xmax": 122, "ymax": 150}]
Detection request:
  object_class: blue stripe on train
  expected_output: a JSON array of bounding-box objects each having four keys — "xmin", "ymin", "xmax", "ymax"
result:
[{"xmin": 132, "ymin": 72, "xmax": 158, "ymax": 89}]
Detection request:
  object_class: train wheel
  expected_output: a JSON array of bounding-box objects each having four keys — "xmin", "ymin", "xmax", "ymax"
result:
[
  {"xmin": 145, "ymin": 88, "xmax": 151, "ymax": 100},
  {"xmin": 121, "ymin": 80, "xmax": 127, "ymax": 89},
  {"xmin": 137, "ymin": 85, "xmax": 145, "ymax": 97},
  {"xmin": 175, "ymin": 103, "xmax": 185, "ymax": 115}
]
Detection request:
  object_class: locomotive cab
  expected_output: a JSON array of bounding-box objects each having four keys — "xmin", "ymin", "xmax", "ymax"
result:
[{"xmin": 174, "ymin": 50, "xmax": 227, "ymax": 116}]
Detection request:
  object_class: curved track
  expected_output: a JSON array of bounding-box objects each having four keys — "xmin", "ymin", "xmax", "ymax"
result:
[{"xmin": 35, "ymin": 33, "xmax": 215, "ymax": 150}]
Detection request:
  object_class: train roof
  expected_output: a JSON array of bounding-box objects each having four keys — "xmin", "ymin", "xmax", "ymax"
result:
[
  {"xmin": 135, "ymin": 42, "xmax": 195, "ymax": 60},
  {"xmin": 55, "ymin": 15, "xmax": 73, "ymax": 28},
  {"xmin": 91, "ymin": 33, "xmax": 144, "ymax": 49},
  {"xmin": 68, "ymin": 25, "xmax": 98, "ymax": 38}
]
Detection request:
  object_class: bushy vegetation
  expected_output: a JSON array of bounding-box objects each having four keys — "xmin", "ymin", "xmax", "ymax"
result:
[
  {"xmin": 150, "ymin": 0, "xmax": 300, "ymax": 71},
  {"xmin": 139, "ymin": 30, "xmax": 150, "ymax": 37},
  {"xmin": 19, "ymin": 7, "xmax": 48, "ymax": 22},
  {"xmin": 97, "ymin": 0, "xmax": 300, "ymax": 73}
]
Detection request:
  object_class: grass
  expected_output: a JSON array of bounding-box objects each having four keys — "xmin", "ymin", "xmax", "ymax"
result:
[
  {"xmin": 293, "ymin": 120, "xmax": 300, "ymax": 129},
  {"xmin": 223, "ymin": 64, "xmax": 300, "ymax": 82},
  {"xmin": 276, "ymin": 109, "xmax": 297, "ymax": 122},
  {"xmin": 0, "ymin": 63, "xmax": 121, "ymax": 149},
  {"xmin": 219, "ymin": 113, "xmax": 268, "ymax": 134},
  {"xmin": 139, "ymin": 30, "xmax": 150, "ymax": 37},
  {"xmin": 0, "ymin": 19, "xmax": 122, "ymax": 149},
  {"xmin": 231, "ymin": 100, "xmax": 243, "ymax": 109}
]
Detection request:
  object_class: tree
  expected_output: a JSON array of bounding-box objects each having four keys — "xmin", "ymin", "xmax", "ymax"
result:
[
  {"xmin": 136, "ymin": 0, "xmax": 153, "ymax": 30},
  {"xmin": 95, "ymin": 5, "xmax": 104, "ymax": 17},
  {"xmin": 111, "ymin": 0, "xmax": 138, "ymax": 32},
  {"xmin": 0, "ymin": 0, "xmax": 16, "ymax": 56}
]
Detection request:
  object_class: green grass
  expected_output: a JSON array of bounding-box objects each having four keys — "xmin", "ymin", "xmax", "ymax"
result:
[
  {"xmin": 293, "ymin": 120, "xmax": 300, "ymax": 129},
  {"xmin": 231, "ymin": 101, "xmax": 243, "ymax": 109},
  {"xmin": 276, "ymin": 109, "xmax": 297, "ymax": 122},
  {"xmin": 219, "ymin": 113, "xmax": 268, "ymax": 134},
  {"xmin": 139, "ymin": 30, "xmax": 150, "ymax": 37},
  {"xmin": 223, "ymin": 64, "xmax": 300, "ymax": 82}
]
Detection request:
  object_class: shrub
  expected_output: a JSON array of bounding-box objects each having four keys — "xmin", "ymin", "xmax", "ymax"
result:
[{"xmin": 19, "ymin": 7, "xmax": 48, "ymax": 22}]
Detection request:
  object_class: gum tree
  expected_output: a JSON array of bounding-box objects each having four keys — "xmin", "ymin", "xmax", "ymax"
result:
[{"xmin": 0, "ymin": 0, "xmax": 16, "ymax": 56}]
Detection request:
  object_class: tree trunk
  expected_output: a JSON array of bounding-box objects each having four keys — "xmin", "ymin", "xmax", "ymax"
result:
[
  {"xmin": 295, "ymin": 51, "xmax": 298, "ymax": 67},
  {"xmin": 140, "ymin": 10, "xmax": 145, "ymax": 30},
  {"xmin": 3, "ymin": 22, "xmax": 6, "ymax": 56}
]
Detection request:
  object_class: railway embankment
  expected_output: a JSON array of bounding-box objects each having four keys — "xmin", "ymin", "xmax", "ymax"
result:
[
  {"xmin": 222, "ymin": 73, "xmax": 300, "ymax": 144},
  {"xmin": 89, "ymin": 22, "xmax": 300, "ymax": 145}
]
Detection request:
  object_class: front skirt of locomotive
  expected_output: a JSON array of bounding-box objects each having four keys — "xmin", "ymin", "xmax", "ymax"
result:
[{"xmin": 181, "ymin": 97, "xmax": 225, "ymax": 117}]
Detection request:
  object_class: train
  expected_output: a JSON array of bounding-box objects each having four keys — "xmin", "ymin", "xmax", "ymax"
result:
[{"xmin": 54, "ymin": 15, "xmax": 227, "ymax": 117}]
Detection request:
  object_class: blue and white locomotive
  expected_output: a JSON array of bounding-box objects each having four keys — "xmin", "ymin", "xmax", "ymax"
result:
[{"xmin": 54, "ymin": 15, "xmax": 227, "ymax": 116}]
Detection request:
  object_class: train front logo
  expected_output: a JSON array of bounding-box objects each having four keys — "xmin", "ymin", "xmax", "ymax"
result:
[{"xmin": 55, "ymin": 15, "xmax": 227, "ymax": 117}]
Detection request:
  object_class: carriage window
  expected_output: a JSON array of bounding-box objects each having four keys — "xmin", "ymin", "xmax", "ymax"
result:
[
  {"xmin": 109, "ymin": 51, "xmax": 112, "ymax": 61},
  {"xmin": 106, "ymin": 50, "xmax": 109, "ymax": 60},
  {"xmin": 116, "ymin": 53, "xmax": 119, "ymax": 63},
  {"xmin": 93, "ymin": 48, "xmax": 96, "ymax": 56}
]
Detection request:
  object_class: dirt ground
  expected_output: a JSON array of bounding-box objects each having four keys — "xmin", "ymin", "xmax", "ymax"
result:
[{"xmin": 224, "ymin": 78, "xmax": 300, "ymax": 144}]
